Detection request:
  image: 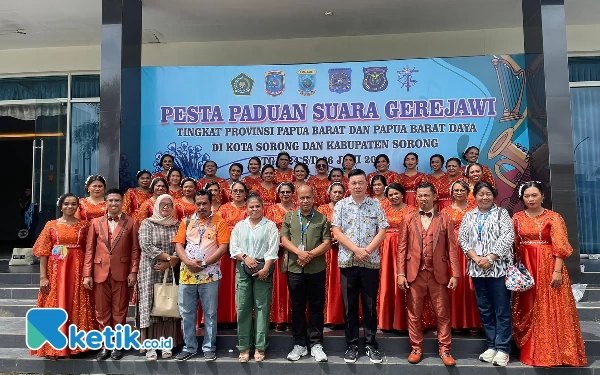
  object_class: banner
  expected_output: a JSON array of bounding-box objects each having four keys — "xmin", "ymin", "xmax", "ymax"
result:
[{"xmin": 142, "ymin": 54, "xmax": 543, "ymax": 210}]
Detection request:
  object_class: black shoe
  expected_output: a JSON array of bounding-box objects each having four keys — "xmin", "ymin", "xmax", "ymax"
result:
[
  {"xmin": 110, "ymin": 349, "xmax": 123, "ymax": 360},
  {"xmin": 344, "ymin": 345, "xmax": 359, "ymax": 363},
  {"xmin": 96, "ymin": 349, "xmax": 110, "ymax": 361},
  {"xmin": 204, "ymin": 351, "xmax": 217, "ymax": 361},
  {"xmin": 365, "ymin": 345, "xmax": 383, "ymax": 364},
  {"xmin": 174, "ymin": 350, "xmax": 196, "ymax": 361}
]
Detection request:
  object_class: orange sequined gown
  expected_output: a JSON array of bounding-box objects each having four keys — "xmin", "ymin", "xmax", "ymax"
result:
[
  {"xmin": 31, "ymin": 221, "xmax": 96, "ymax": 357},
  {"xmin": 441, "ymin": 202, "xmax": 480, "ymax": 329},
  {"xmin": 196, "ymin": 177, "xmax": 229, "ymax": 203},
  {"xmin": 396, "ymin": 172, "xmax": 426, "ymax": 206},
  {"xmin": 317, "ymin": 203, "xmax": 344, "ymax": 325},
  {"xmin": 242, "ymin": 175, "xmax": 262, "ymax": 192},
  {"xmin": 151, "ymin": 171, "xmax": 168, "ymax": 180},
  {"xmin": 374, "ymin": 196, "xmax": 391, "ymax": 210},
  {"xmin": 367, "ymin": 171, "xmax": 399, "ymax": 187},
  {"xmin": 77, "ymin": 198, "xmax": 106, "ymax": 221},
  {"xmin": 123, "ymin": 188, "xmax": 151, "ymax": 217},
  {"xmin": 175, "ymin": 198, "xmax": 196, "ymax": 221},
  {"xmin": 216, "ymin": 203, "xmax": 248, "ymax": 324},
  {"xmin": 135, "ymin": 197, "xmax": 156, "ymax": 224},
  {"xmin": 307, "ymin": 176, "xmax": 331, "ymax": 207},
  {"xmin": 512, "ymin": 210, "xmax": 587, "ymax": 367},
  {"xmin": 252, "ymin": 183, "xmax": 278, "ymax": 213},
  {"xmin": 435, "ymin": 175, "xmax": 466, "ymax": 212},
  {"xmin": 274, "ymin": 169, "xmax": 295, "ymax": 184},
  {"xmin": 266, "ymin": 204, "xmax": 296, "ymax": 325},
  {"xmin": 461, "ymin": 164, "xmax": 496, "ymax": 189},
  {"xmin": 169, "ymin": 189, "xmax": 183, "ymax": 200}
]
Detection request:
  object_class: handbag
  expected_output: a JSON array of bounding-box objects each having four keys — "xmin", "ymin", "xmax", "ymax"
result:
[
  {"xmin": 279, "ymin": 250, "xmax": 289, "ymax": 274},
  {"xmin": 505, "ymin": 253, "xmax": 535, "ymax": 292},
  {"xmin": 151, "ymin": 267, "xmax": 180, "ymax": 318},
  {"xmin": 243, "ymin": 259, "xmax": 275, "ymax": 278}
]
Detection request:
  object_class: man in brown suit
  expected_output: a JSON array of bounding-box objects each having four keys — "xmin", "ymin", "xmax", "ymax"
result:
[
  {"xmin": 397, "ymin": 182, "xmax": 460, "ymax": 366},
  {"xmin": 83, "ymin": 188, "xmax": 140, "ymax": 361}
]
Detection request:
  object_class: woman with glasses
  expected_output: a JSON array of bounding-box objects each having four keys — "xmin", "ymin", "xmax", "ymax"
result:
[
  {"xmin": 175, "ymin": 178, "xmax": 197, "ymax": 221},
  {"xmin": 274, "ymin": 152, "xmax": 295, "ymax": 184},
  {"xmin": 307, "ymin": 157, "xmax": 331, "ymax": 207},
  {"xmin": 367, "ymin": 154, "xmax": 399, "ymax": 187},
  {"xmin": 243, "ymin": 157, "xmax": 262, "ymax": 192},
  {"xmin": 135, "ymin": 177, "xmax": 169, "ymax": 224},
  {"xmin": 76, "ymin": 175, "xmax": 107, "ymax": 221},
  {"xmin": 167, "ymin": 168, "xmax": 184, "ymax": 200},
  {"xmin": 123, "ymin": 170, "xmax": 152, "ymax": 217},
  {"xmin": 397, "ymin": 152, "xmax": 426, "ymax": 207},
  {"xmin": 152, "ymin": 153, "xmax": 174, "ymax": 180}
]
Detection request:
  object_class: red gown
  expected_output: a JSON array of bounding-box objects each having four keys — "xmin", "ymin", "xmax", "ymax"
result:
[
  {"xmin": 317, "ymin": 204, "xmax": 344, "ymax": 325},
  {"xmin": 30, "ymin": 221, "xmax": 96, "ymax": 357},
  {"xmin": 169, "ymin": 189, "xmax": 183, "ymax": 200},
  {"xmin": 252, "ymin": 183, "xmax": 278, "ymax": 213},
  {"xmin": 274, "ymin": 169, "xmax": 295, "ymax": 184},
  {"xmin": 307, "ymin": 175, "xmax": 331, "ymax": 207},
  {"xmin": 77, "ymin": 198, "xmax": 106, "ymax": 221},
  {"xmin": 134, "ymin": 198, "xmax": 156, "ymax": 224},
  {"xmin": 123, "ymin": 188, "xmax": 151, "ymax": 217},
  {"xmin": 242, "ymin": 175, "xmax": 262, "ymax": 192},
  {"xmin": 367, "ymin": 171, "xmax": 399, "ymax": 187},
  {"xmin": 441, "ymin": 202, "xmax": 480, "ymax": 329},
  {"xmin": 374, "ymin": 196, "xmax": 391, "ymax": 210},
  {"xmin": 175, "ymin": 198, "xmax": 196, "ymax": 221},
  {"xmin": 435, "ymin": 175, "xmax": 466, "ymax": 212},
  {"xmin": 266, "ymin": 204, "xmax": 296, "ymax": 325},
  {"xmin": 151, "ymin": 171, "xmax": 168, "ymax": 180},
  {"xmin": 216, "ymin": 203, "xmax": 248, "ymax": 324},
  {"xmin": 196, "ymin": 177, "xmax": 229, "ymax": 202},
  {"xmin": 512, "ymin": 210, "xmax": 587, "ymax": 367},
  {"xmin": 461, "ymin": 164, "xmax": 496, "ymax": 189},
  {"xmin": 396, "ymin": 172, "xmax": 426, "ymax": 206}
]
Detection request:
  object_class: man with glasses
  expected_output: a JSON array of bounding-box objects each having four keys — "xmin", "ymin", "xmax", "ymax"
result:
[{"xmin": 331, "ymin": 169, "xmax": 388, "ymax": 364}]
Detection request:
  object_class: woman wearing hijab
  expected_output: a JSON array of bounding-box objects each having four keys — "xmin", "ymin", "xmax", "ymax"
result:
[{"xmin": 137, "ymin": 194, "xmax": 182, "ymax": 360}]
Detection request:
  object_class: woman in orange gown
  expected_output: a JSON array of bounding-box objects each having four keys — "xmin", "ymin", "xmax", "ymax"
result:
[
  {"xmin": 460, "ymin": 146, "xmax": 496, "ymax": 188},
  {"xmin": 123, "ymin": 170, "xmax": 152, "ymax": 217},
  {"xmin": 151, "ymin": 153, "xmax": 173, "ymax": 180},
  {"xmin": 396, "ymin": 152, "xmax": 426, "ymax": 207},
  {"xmin": 424, "ymin": 154, "xmax": 446, "ymax": 210},
  {"xmin": 274, "ymin": 152, "xmax": 295, "ymax": 184},
  {"xmin": 216, "ymin": 181, "xmax": 249, "ymax": 325},
  {"xmin": 175, "ymin": 178, "xmax": 197, "ymax": 221},
  {"xmin": 253, "ymin": 164, "xmax": 278, "ymax": 213},
  {"xmin": 512, "ymin": 181, "xmax": 587, "ymax": 367},
  {"xmin": 266, "ymin": 182, "xmax": 296, "ymax": 330},
  {"xmin": 341, "ymin": 153, "xmax": 356, "ymax": 180},
  {"xmin": 329, "ymin": 167, "xmax": 350, "ymax": 198},
  {"xmin": 436, "ymin": 158, "xmax": 466, "ymax": 212},
  {"xmin": 369, "ymin": 175, "xmax": 391, "ymax": 210},
  {"xmin": 367, "ymin": 154, "xmax": 399, "ymax": 187},
  {"xmin": 223, "ymin": 163, "xmax": 244, "ymax": 203},
  {"xmin": 167, "ymin": 167, "xmax": 183, "ymax": 200},
  {"xmin": 196, "ymin": 161, "xmax": 229, "ymax": 201},
  {"xmin": 317, "ymin": 182, "xmax": 345, "ymax": 326},
  {"xmin": 441, "ymin": 179, "xmax": 480, "ymax": 331},
  {"xmin": 76, "ymin": 175, "xmax": 107, "ymax": 221},
  {"xmin": 380, "ymin": 183, "xmax": 417, "ymax": 331},
  {"xmin": 31, "ymin": 193, "xmax": 96, "ymax": 358},
  {"xmin": 204, "ymin": 182, "xmax": 223, "ymax": 213},
  {"xmin": 292, "ymin": 162, "xmax": 310, "ymax": 193},
  {"xmin": 307, "ymin": 157, "xmax": 331, "ymax": 207},
  {"xmin": 242, "ymin": 157, "xmax": 262, "ymax": 192},
  {"xmin": 465, "ymin": 163, "xmax": 485, "ymax": 205},
  {"xmin": 135, "ymin": 177, "xmax": 168, "ymax": 224}
]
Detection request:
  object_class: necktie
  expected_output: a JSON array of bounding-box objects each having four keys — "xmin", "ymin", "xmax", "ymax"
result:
[{"xmin": 419, "ymin": 211, "xmax": 432, "ymax": 218}]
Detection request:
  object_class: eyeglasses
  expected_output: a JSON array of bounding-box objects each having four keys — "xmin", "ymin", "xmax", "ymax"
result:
[
  {"xmin": 159, "ymin": 203, "xmax": 174, "ymax": 208},
  {"xmin": 316, "ymin": 164, "xmax": 327, "ymax": 168},
  {"xmin": 453, "ymin": 189, "xmax": 467, "ymax": 193},
  {"xmin": 232, "ymin": 189, "xmax": 245, "ymax": 194}
]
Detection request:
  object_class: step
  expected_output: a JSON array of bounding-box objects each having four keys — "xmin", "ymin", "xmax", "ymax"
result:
[
  {"xmin": 0, "ymin": 348, "xmax": 597, "ymax": 374},
  {"xmin": 581, "ymin": 272, "xmax": 600, "ymax": 285},
  {"xmin": 0, "ymin": 299, "xmax": 136, "ymax": 318},
  {"xmin": 576, "ymin": 302, "xmax": 600, "ymax": 321},
  {"xmin": 0, "ymin": 284, "xmax": 40, "ymax": 299}
]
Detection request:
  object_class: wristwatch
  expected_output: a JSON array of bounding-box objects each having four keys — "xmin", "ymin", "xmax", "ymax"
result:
[
  {"xmin": 202, "ymin": 260, "xmax": 208, "ymax": 269},
  {"xmin": 487, "ymin": 255, "xmax": 495, "ymax": 264},
  {"xmin": 242, "ymin": 254, "xmax": 247, "ymax": 260}
]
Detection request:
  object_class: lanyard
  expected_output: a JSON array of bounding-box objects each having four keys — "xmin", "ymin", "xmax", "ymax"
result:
[
  {"xmin": 298, "ymin": 209, "xmax": 315, "ymax": 247},
  {"xmin": 194, "ymin": 213, "xmax": 212, "ymax": 245},
  {"xmin": 476, "ymin": 210, "xmax": 491, "ymax": 242}
]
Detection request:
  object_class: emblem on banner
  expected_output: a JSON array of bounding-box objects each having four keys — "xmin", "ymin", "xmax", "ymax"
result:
[
  {"xmin": 264, "ymin": 70, "xmax": 285, "ymax": 96},
  {"xmin": 328, "ymin": 68, "xmax": 352, "ymax": 94},
  {"xmin": 298, "ymin": 69, "xmax": 317, "ymax": 96},
  {"xmin": 231, "ymin": 73, "xmax": 254, "ymax": 96},
  {"xmin": 362, "ymin": 67, "xmax": 388, "ymax": 92},
  {"xmin": 397, "ymin": 65, "xmax": 419, "ymax": 92}
]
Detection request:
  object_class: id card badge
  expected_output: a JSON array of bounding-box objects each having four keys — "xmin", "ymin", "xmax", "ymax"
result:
[
  {"xmin": 298, "ymin": 244, "xmax": 305, "ymax": 251},
  {"xmin": 475, "ymin": 242, "xmax": 483, "ymax": 256}
]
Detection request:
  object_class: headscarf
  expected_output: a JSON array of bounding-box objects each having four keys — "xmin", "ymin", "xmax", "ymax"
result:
[{"xmin": 145, "ymin": 194, "xmax": 178, "ymax": 226}]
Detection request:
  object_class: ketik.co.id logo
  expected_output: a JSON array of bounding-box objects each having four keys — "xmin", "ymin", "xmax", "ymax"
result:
[{"xmin": 26, "ymin": 308, "xmax": 172, "ymax": 351}]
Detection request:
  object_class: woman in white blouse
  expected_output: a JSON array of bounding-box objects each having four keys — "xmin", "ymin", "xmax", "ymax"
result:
[{"xmin": 230, "ymin": 193, "xmax": 279, "ymax": 363}]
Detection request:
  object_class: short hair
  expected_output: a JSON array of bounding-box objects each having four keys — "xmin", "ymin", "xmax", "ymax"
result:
[
  {"xmin": 328, "ymin": 167, "xmax": 344, "ymax": 181},
  {"xmin": 246, "ymin": 192, "xmax": 263, "ymax": 206},
  {"xmin": 105, "ymin": 188, "xmax": 123, "ymax": 198},
  {"xmin": 167, "ymin": 167, "xmax": 182, "ymax": 181},
  {"xmin": 462, "ymin": 146, "xmax": 480, "ymax": 161},
  {"xmin": 465, "ymin": 162, "xmax": 483, "ymax": 178},
  {"xmin": 159, "ymin": 153, "xmax": 174, "ymax": 168},
  {"xmin": 261, "ymin": 164, "xmax": 275, "ymax": 178},
  {"xmin": 373, "ymin": 154, "xmax": 390, "ymax": 168},
  {"xmin": 343, "ymin": 153, "xmax": 357, "ymax": 164},
  {"xmin": 416, "ymin": 181, "xmax": 436, "ymax": 195},
  {"xmin": 231, "ymin": 181, "xmax": 249, "ymax": 195},
  {"xmin": 136, "ymin": 170, "xmax": 151, "ymax": 179},
  {"xmin": 276, "ymin": 152, "xmax": 292, "ymax": 168},
  {"xmin": 348, "ymin": 168, "xmax": 366, "ymax": 180},
  {"xmin": 315, "ymin": 157, "xmax": 329, "ymax": 167},
  {"xmin": 403, "ymin": 152, "xmax": 419, "ymax": 168},
  {"xmin": 294, "ymin": 162, "xmax": 310, "ymax": 176},
  {"xmin": 450, "ymin": 179, "xmax": 470, "ymax": 195},
  {"xmin": 248, "ymin": 156, "xmax": 262, "ymax": 168},
  {"xmin": 149, "ymin": 177, "xmax": 169, "ymax": 194},
  {"xmin": 430, "ymin": 154, "xmax": 445, "ymax": 166},
  {"xmin": 57, "ymin": 193, "xmax": 78, "ymax": 208},
  {"xmin": 519, "ymin": 181, "xmax": 544, "ymax": 201},
  {"xmin": 229, "ymin": 162, "xmax": 244, "ymax": 173},
  {"xmin": 385, "ymin": 182, "xmax": 406, "ymax": 198},
  {"xmin": 181, "ymin": 177, "xmax": 196, "ymax": 189},
  {"xmin": 277, "ymin": 181, "xmax": 295, "ymax": 194},
  {"xmin": 473, "ymin": 181, "xmax": 498, "ymax": 198},
  {"xmin": 328, "ymin": 182, "xmax": 346, "ymax": 195},
  {"xmin": 370, "ymin": 174, "xmax": 387, "ymax": 188},
  {"xmin": 195, "ymin": 189, "xmax": 213, "ymax": 204},
  {"xmin": 85, "ymin": 175, "xmax": 106, "ymax": 190},
  {"xmin": 202, "ymin": 160, "xmax": 217, "ymax": 174},
  {"xmin": 204, "ymin": 181, "xmax": 221, "ymax": 191},
  {"xmin": 446, "ymin": 157, "xmax": 462, "ymax": 167}
]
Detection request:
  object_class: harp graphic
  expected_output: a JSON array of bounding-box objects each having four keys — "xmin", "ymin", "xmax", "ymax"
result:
[{"xmin": 492, "ymin": 58, "xmax": 526, "ymax": 122}]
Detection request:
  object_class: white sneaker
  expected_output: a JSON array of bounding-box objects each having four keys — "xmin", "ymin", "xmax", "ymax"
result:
[
  {"xmin": 287, "ymin": 345, "xmax": 308, "ymax": 361},
  {"xmin": 311, "ymin": 344, "xmax": 328, "ymax": 362},
  {"xmin": 492, "ymin": 351, "xmax": 509, "ymax": 367},
  {"xmin": 478, "ymin": 348, "xmax": 497, "ymax": 363}
]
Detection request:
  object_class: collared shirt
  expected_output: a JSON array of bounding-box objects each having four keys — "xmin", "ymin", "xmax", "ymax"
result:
[
  {"xmin": 419, "ymin": 208, "xmax": 434, "ymax": 231},
  {"xmin": 107, "ymin": 213, "xmax": 123, "ymax": 233},
  {"xmin": 280, "ymin": 209, "xmax": 331, "ymax": 274},
  {"xmin": 230, "ymin": 217, "xmax": 279, "ymax": 261},
  {"xmin": 332, "ymin": 196, "xmax": 389, "ymax": 269}
]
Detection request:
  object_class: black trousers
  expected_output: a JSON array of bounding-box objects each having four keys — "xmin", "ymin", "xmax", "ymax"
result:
[
  {"xmin": 287, "ymin": 270, "xmax": 326, "ymax": 347},
  {"xmin": 340, "ymin": 266, "xmax": 379, "ymax": 348}
]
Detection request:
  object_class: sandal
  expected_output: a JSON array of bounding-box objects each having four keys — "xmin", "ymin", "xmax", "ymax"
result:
[
  {"xmin": 239, "ymin": 350, "xmax": 250, "ymax": 362},
  {"xmin": 254, "ymin": 350, "xmax": 265, "ymax": 362},
  {"xmin": 145, "ymin": 349, "xmax": 157, "ymax": 361},
  {"xmin": 161, "ymin": 349, "xmax": 172, "ymax": 359}
]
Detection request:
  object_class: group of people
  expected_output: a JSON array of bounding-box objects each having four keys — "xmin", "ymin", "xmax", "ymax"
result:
[{"xmin": 30, "ymin": 147, "xmax": 587, "ymax": 368}]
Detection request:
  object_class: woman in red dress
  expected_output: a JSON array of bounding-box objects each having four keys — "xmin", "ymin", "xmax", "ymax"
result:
[
  {"xmin": 123, "ymin": 170, "xmax": 152, "ymax": 217},
  {"xmin": 441, "ymin": 179, "xmax": 479, "ymax": 332},
  {"xmin": 196, "ymin": 161, "xmax": 229, "ymax": 200},
  {"xmin": 167, "ymin": 167, "xmax": 183, "ymax": 200},
  {"xmin": 341, "ymin": 153, "xmax": 356, "ymax": 180},
  {"xmin": 380, "ymin": 183, "xmax": 417, "ymax": 331},
  {"xmin": 175, "ymin": 178, "xmax": 197, "ymax": 221},
  {"xmin": 292, "ymin": 162, "xmax": 310, "ymax": 196},
  {"xmin": 223, "ymin": 163, "xmax": 244, "ymax": 202},
  {"xmin": 274, "ymin": 152, "xmax": 294, "ymax": 184},
  {"xmin": 317, "ymin": 182, "xmax": 345, "ymax": 326},
  {"xmin": 135, "ymin": 177, "xmax": 168, "ymax": 224},
  {"xmin": 76, "ymin": 175, "xmax": 107, "ymax": 221},
  {"xmin": 253, "ymin": 164, "xmax": 278, "ymax": 212},
  {"xmin": 329, "ymin": 167, "xmax": 350, "ymax": 198},
  {"xmin": 461, "ymin": 146, "xmax": 496, "ymax": 188},
  {"xmin": 266, "ymin": 182, "xmax": 296, "ymax": 330},
  {"xmin": 307, "ymin": 157, "xmax": 331, "ymax": 207},
  {"xmin": 151, "ymin": 153, "xmax": 173, "ymax": 180},
  {"xmin": 367, "ymin": 154, "xmax": 399, "ymax": 186},
  {"xmin": 369, "ymin": 175, "xmax": 391, "ymax": 210},
  {"xmin": 204, "ymin": 182, "xmax": 223, "ymax": 213},
  {"xmin": 512, "ymin": 181, "xmax": 587, "ymax": 367},
  {"xmin": 436, "ymin": 158, "xmax": 465, "ymax": 212},
  {"xmin": 31, "ymin": 193, "xmax": 96, "ymax": 359},
  {"xmin": 216, "ymin": 181, "xmax": 249, "ymax": 325},
  {"xmin": 424, "ymin": 154, "xmax": 446, "ymax": 210},
  {"xmin": 465, "ymin": 163, "xmax": 484, "ymax": 205},
  {"xmin": 396, "ymin": 152, "xmax": 426, "ymax": 207},
  {"xmin": 242, "ymin": 157, "xmax": 262, "ymax": 192}
]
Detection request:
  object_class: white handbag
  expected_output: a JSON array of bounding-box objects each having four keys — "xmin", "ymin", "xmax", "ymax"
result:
[
  {"xmin": 151, "ymin": 267, "xmax": 180, "ymax": 318},
  {"xmin": 9, "ymin": 248, "xmax": 36, "ymax": 266}
]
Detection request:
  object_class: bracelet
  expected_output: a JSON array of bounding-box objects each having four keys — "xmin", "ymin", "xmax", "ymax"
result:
[
  {"xmin": 397, "ymin": 274, "xmax": 405, "ymax": 277},
  {"xmin": 553, "ymin": 271, "xmax": 562, "ymax": 274}
]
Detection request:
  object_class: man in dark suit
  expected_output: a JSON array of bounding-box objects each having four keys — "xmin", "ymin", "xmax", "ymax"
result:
[
  {"xmin": 84, "ymin": 188, "xmax": 140, "ymax": 361},
  {"xmin": 397, "ymin": 182, "xmax": 460, "ymax": 366}
]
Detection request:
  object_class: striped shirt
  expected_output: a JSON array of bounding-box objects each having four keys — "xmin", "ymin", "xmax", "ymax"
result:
[
  {"xmin": 458, "ymin": 205, "xmax": 514, "ymax": 278},
  {"xmin": 230, "ymin": 217, "xmax": 279, "ymax": 261}
]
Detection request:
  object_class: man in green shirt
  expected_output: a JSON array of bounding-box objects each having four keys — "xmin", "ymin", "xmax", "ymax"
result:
[{"xmin": 281, "ymin": 185, "xmax": 331, "ymax": 362}]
